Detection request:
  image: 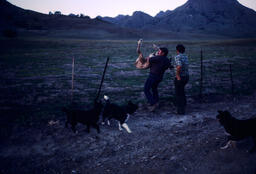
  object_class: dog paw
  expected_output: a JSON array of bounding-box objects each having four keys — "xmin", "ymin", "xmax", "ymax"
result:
[
  {"xmin": 220, "ymin": 140, "xmax": 234, "ymax": 150},
  {"xmin": 220, "ymin": 146, "xmax": 229, "ymax": 150},
  {"xmin": 122, "ymin": 123, "xmax": 132, "ymax": 133}
]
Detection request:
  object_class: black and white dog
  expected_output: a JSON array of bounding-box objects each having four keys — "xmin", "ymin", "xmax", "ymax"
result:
[
  {"xmin": 102, "ymin": 95, "xmax": 138, "ymax": 133},
  {"xmin": 216, "ymin": 110, "xmax": 256, "ymax": 152},
  {"xmin": 62, "ymin": 101, "xmax": 103, "ymax": 134}
]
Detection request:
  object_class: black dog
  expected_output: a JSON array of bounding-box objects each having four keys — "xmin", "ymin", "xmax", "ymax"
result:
[
  {"xmin": 62, "ymin": 101, "xmax": 103, "ymax": 134},
  {"xmin": 102, "ymin": 95, "xmax": 138, "ymax": 133},
  {"xmin": 216, "ymin": 110, "xmax": 256, "ymax": 152}
]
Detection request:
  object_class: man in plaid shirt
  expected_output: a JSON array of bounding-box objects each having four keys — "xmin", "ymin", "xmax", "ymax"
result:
[{"xmin": 174, "ymin": 44, "xmax": 189, "ymax": 115}]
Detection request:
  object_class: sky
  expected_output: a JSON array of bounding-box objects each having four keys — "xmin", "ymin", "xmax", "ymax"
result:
[{"xmin": 7, "ymin": 0, "xmax": 256, "ymax": 18}]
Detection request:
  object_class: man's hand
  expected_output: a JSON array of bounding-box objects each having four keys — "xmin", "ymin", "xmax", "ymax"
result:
[
  {"xmin": 137, "ymin": 39, "xmax": 143, "ymax": 54},
  {"xmin": 176, "ymin": 76, "xmax": 181, "ymax": 81},
  {"xmin": 138, "ymin": 39, "xmax": 143, "ymax": 45}
]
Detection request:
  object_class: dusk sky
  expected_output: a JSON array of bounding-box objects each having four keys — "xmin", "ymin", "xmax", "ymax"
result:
[{"xmin": 7, "ymin": 0, "xmax": 256, "ymax": 18}]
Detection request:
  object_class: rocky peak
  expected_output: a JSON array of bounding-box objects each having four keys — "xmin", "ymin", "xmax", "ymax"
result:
[
  {"xmin": 132, "ymin": 11, "xmax": 152, "ymax": 18},
  {"xmin": 185, "ymin": 0, "xmax": 240, "ymax": 10}
]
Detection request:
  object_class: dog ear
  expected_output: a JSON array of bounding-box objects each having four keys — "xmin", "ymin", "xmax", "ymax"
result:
[
  {"xmin": 218, "ymin": 110, "xmax": 223, "ymax": 114},
  {"xmin": 97, "ymin": 100, "xmax": 102, "ymax": 105},
  {"xmin": 223, "ymin": 110, "xmax": 230, "ymax": 115}
]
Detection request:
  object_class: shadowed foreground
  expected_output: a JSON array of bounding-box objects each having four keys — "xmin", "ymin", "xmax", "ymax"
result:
[{"xmin": 1, "ymin": 93, "xmax": 256, "ymax": 174}]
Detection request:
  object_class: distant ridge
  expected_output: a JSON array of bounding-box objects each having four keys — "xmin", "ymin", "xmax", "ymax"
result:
[
  {"xmin": 1, "ymin": 0, "xmax": 255, "ymax": 39},
  {"xmin": 0, "ymin": 0, "xmax": 146, "ymax": 39},
  {"xmin": 98, "ymin": 11, "xmax": 154, "ymax": 29},
  {"xmin": 100, "ymin": 0, "xmax": 256, "ymax": 37}
]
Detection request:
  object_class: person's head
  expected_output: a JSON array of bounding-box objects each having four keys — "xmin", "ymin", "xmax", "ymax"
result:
[
  {"xmin": 158, "ymin": 47, "xmax": 168, "ymax": 56},
  {"xmin": 176, "ymin": 44, "xmax": 185, "ymax": 54}
]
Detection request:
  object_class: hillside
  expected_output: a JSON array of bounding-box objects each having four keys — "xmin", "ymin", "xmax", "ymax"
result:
[
  {"xmin": 0, "ymin": 0, "xmax": 114, "ymax": 30},
  {"xmin": 0, "ymin": 0, "xmax": 145, "ymax": 39}
]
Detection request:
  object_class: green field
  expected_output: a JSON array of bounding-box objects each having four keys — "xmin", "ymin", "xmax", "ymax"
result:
[{"xmin": 1, "ymin": 37, "xmax": 256, "ymax": 124}]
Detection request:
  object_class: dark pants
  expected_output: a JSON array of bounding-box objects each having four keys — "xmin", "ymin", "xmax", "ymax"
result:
[
  {"xmin": 174, "ymin": 76, "xmax": 189, "ymax": 112},
  {"xmin": 144, "ymin": 74, "xmax": 162, "ymax": 105}
]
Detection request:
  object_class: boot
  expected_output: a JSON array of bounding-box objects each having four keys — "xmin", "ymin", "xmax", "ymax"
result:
[
  {"xmin": 177, "ymin": 107, "xmax": 185, "ymax": 115},
  {"xmin": 148, "ymin": 103, "xmax": 159, "ymax": 112}
]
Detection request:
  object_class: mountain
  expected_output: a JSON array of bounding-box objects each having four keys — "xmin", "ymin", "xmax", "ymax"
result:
[
  {"xmin": 97, "ymin": 15, "xmax": 129, "ymax": 26},
  {"xmin": 155, "ymin": 10, "xmax": 172, "ymax": 18},
  {"xmin": 101, "ymin": 0, "xmax": 256, "ymax": 37},
  {"xmin": 156, "ymin": 0, "xmax": 256, "ymax": 36},
  {"xmin": 1, "ymin": 0, "xmax": 200, "ymax": 39},
  {"xmin": 2, "ymin": 0, "xmax": 255, "ymax": 39},
  {"xmin": 99, "ymin": 11, "xmax": 154, "ymax": 29}
]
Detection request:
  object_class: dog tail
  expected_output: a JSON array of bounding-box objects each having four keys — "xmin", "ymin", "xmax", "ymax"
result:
[
  {"xmin": 62, "ymin": 107, "xmax": 68, "ymax": 113},
  {"xmin": 104, "ymin": 95, "xmax": 109, "ymax": 101}
]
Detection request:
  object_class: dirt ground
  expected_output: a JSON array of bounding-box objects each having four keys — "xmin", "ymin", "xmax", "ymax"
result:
[{"xmin": 1, "ymin": 93, "xmax": 256, "ymax": 174}]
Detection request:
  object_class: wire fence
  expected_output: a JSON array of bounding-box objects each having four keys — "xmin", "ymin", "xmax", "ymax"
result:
[
  {"xmin": 68, "ymin": 49, "xmax": 256, "ymax": 104},
  {"xmin": 183, "ymin": 50, "xmax": 256, "ymax": 100}
]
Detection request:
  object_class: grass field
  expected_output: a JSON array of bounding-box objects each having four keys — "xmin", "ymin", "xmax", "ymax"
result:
[{"xmin": 0, "ymin": 37, "xmax": 256, "ymax": 124}]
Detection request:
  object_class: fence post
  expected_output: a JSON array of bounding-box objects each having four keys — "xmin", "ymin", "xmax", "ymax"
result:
[
  {"xmin": 95, "ymin": 57, "xmax": 110, "ymax": 102},
  {"xmin": 200, "ymin": 48, "xmax": 203, "ymax": 101},
  {"xmin": 229, "ymin": 64, "xmax": 234, "ymax": 96},
  {"xmin": 71, "ymin": 57, "xmax": 75, "ymax": 103}
]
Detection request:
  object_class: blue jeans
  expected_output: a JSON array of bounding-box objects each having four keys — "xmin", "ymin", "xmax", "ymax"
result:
[
  {"xmin": 144, "ymin": 74, "xmax": 162, "ymax": 105},
  {"xmin": 174, "ymin": 76, "xmax": 189, "ymax": 109}
]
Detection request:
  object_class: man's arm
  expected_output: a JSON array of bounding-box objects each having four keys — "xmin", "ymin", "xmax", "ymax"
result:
[
  {"xmin": 176, "ymin": 65, "xmax": 181, "ymax": 80},
  {"xmin": 137, "ymin": 45, "xmax": 141, "ymax": 54},
  {"xmin": 149, "ymin": 56, "xmax": 158, "ymax": 64},
  {"xmin": 137, "ymin": 39, "xmax": 143, "ymax": 54},
  {"xmin": 174, "ymin": 55, "xmax": 182, "ymax": 80},
  {"xmin": 140, "ymin": 57, "xmax": 150, "ymax": 69}
]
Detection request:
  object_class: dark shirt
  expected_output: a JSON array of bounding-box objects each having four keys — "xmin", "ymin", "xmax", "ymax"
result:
[{"xmin": 149, "ymin": 55, "xmax": 170, "ymax": 78}]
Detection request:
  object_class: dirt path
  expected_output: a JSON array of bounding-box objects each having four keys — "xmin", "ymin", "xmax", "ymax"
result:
[{"xmin": 1, "ymin": 94, "xmax": 256, "ymax": 174}]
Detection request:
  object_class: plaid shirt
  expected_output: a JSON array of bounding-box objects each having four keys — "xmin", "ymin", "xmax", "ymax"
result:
[{"xmin": 174, "ymin": 53, "xmax": 189, "ymax": 77}]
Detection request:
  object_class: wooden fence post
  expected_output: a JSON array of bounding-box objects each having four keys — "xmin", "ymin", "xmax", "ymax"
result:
[
  {"xmin": 71, "ymin": 57, "xmax": 75, "ymax": 103},
  {"xmin": 200, "ymin": 48, "xmax": 203, "ymax": 101}
]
